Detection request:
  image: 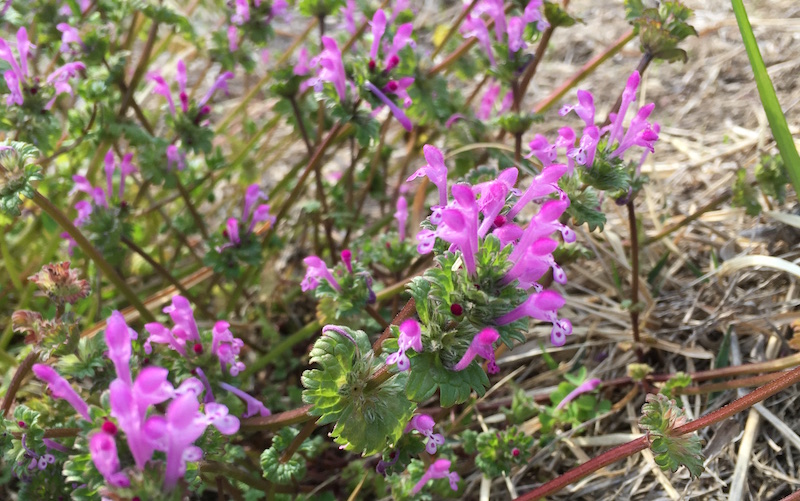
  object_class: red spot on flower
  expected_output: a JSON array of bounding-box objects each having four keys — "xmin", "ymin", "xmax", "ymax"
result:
[
  {"xmin": 193, "ymin": 343, "xmax": 203, "ymax": 354},
  {"xmin": 386, "ymin": 80, "xmax": 399, "ymax": 92},
  {"xmin": 494, "ymin": 215, "xmax": 506, "ymax": 228},
  {"xmin": 368, "ymin": 59, "xmax": 376, "ymax": 72},
  {"xmin": 450, "ymin": 304, "xmax": 463, "ymax": 316},
  {"xmin": 512, "ymin": 448, "xmax": 520, "ymax": 457},
  {"xmin": 18, "ymin": 421, "xmax": 26, "ymax": 428},
  {"xmin": 102, "ymin": 420, "xmax": 117, "ymax": 435}
]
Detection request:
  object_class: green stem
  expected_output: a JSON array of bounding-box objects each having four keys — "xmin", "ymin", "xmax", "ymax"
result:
[
  {"xmin": 31, "ymin": 192, "xmax": 155, "ymax": 323},
  {"xmin": 0, "ymin": 229, "xmax": 24, "ymax": 292}
]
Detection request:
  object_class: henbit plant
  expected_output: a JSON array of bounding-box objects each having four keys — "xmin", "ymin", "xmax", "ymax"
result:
[{"xmin": 1, "ymin": 0, "xmax": 798, "ymax": 500}]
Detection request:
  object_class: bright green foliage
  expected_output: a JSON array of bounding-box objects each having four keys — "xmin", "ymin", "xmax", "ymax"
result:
[
  {"xmin": 297, "ymin": 0, "xmax": 346, "ymax": 17},
  {"xmin": 732, "ymin": 168, "xmax": 762, "ymax": 216},
  {"xmin": 625, "ymin": 0, "xmax": 697, "ymax": 63},
  {"xmin": 204, "ymin": 229, "xmax": 265, "ymax": 279},
  {"xmin": 562, "ymin": 177, "xmax": 606, "ymax": 232},
  {"xmin": 260, "ymin": 427, "xmax": 323, "ymax": 484},
  {"xmin": 406, "ymin": 351, "xmax": 489, "ymax": 407},
  {"xmin": 56, "ymin": 335, "xmax": 107, "ymax": 380},
  {"xmin": 0, "ymin": 141, "xmax": 43, "ymax": 217},
  {"xmin": 502, "ymin": 387, "xmax": 538, "ymax": 425},
  {"xmin": 640, "ymin": 393, "xmax": 704, "ymax": 478},
  {"xmin": 462, "ymin": 426, "xmax": 534, "ymax": 478},
  {"xmin": 302, "ymin": 326, "xmax": 414, "ymax": 455},
  {"xmin": 80, "ymin": 203, "xmax": 133, "ymax": 267},
  {"xmin": 310, "ymin": 260, "xmax": 377, "ymax": 325},
  {"xmin": 660, "ymin": 372, "xmax": 692, "ymax": 400}
]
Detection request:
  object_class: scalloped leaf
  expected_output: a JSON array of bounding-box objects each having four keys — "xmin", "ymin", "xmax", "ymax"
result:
[{"xmin": 406, "ymin": 351, "xmax": 489, "ymax": 407}]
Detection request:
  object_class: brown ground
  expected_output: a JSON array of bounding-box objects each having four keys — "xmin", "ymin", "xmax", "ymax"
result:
[{"xmin": 469, "ymin": 1, "xmax": 800, "ymax": 500}]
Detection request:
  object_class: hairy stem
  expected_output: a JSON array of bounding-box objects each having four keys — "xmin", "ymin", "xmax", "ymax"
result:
[{"xmin": 626, "ymin": 200, "xmax": 644, "ymax": 361}]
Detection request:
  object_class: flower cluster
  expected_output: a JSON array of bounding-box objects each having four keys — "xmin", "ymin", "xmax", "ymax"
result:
[
  {"xmin": 461, "ymin": 0, "xmax": 548, "ymax": 67},
  {"xmin": 219, "ymin": 183, "xmax": 275, "ymax": 250},
  {"xmin": 529, "ymin": 71, "xmax": 660, "ymax": 180},
  {"xmin": 0, "ymin": 27, "xmax": 84, "ymax": 110},
  {"xmin": 407, "ymin": 144, "xmax": 573, "ymax": 351}
]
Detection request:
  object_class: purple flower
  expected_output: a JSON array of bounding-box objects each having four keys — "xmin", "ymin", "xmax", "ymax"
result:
[
  {"xmin": 166, "ymin": 144, "xmax": 186, "ymax": 171},
  {"xmin": 44, "ymin": 61, "xmax": 85, "ymax": 109},
  {"xmin": 411, "ymin": 458, "xmax": 459, "ymax": 494},
  {"xmin": 301, "ymin": 255, "xmax": 341, "ymax": 292},
  {"xmin": 478, "ymin": 84, "xmax": 501, "ymax": 121},
  {"xmin": 407, "ymin": 145, "xmax": 449, "ymax": 208},
  {"xmin": 0, "ymin": 28, "xmax": 32, "ymax": 106},
  {"xmin": 386, "ymin": 318, "xmax": 422, "ymax": 371},
  {"xmin": 474, "ymin": 167, "xmax": 518, "ymax": 237},
  {"xmin": 294, "ymin": 47, "xmax": 310, "ymax": 76},
  {"xmin": 385, "ymin": 76, "xmax": 414, "ymax": 108},
  {"xmin": 211, "ymin": 321, "xmax": 245, "ymax": 376},
  {"xmin": 506, "ymin": 163, "xmax": 568, "ymax": 220},
  {"xmin": 231, "ymin": 0, "xmax": 250, "ymax": 24},
  {"xmin": 364, "ymin": 81, "xmax": 412, "ymax": 131},
  {"xmin": 507, "ymin": 16, "xmax": 525, "ymax": 52},
  {"xmin": 607, "ymin": 71, "xmax": 640, "ymax": 147},
  {"xmin": 559, "ymin": 89, "xmax": 595, "ymax": 127},
  {"xmin": 109, "ymin": 368, "xmax": 173, "ymax": 469},
  {"xmin": 395, "ymin": 196, "xmax": 408, "ymax": 242},
  {"xmin": 312, "ymin": 36, "xmax": 347, "ymax": 102},
  {"xmin": 496, "ymin": 290, "xmax": 572, "ymax": 346},
  {"xmin": 31, "ymin": 364, "xmax": 91, "ymax": 421},
  {"xmin": 370, "ymin": 9, "xmax": 387, "ymax": 62},
  {"xmin": 341, "ymin": 249, "xmax": 353, "ymax": 273},
  {"xmin": 424, "ymin": 184, "xmax": 479, "ymax": 275},
  {"xmin": 461, "ymin": 15, "xmax": 495, "ymax": 66},
  {"xmin": 502, "ymin": 237, "xmax": 564, "ymax": 289},
  {"xmin": 452, "ymin": 327, "xmax": 500, "ymax": 374},
  {"xmin": 219, "ymin": 382, "xmax": 271, "ymax": 418},
  {"xmin": 89, "ymin": 432, "xmax": 129, "ymax": 488},
  {"xmin": 105, "ymin": 311, "xmax": 137, "ymax": 386},
  {"xmin": 227, "ymin": 25, "xmax": 239, "ymax": 52},
  {"xmin": 143, "ymin": 295, "xmax": 201, "ymax": 355},
  {"xmin": 523, "ymin": 0, "xmax": 549, "ymax": 31},
  {"xmin": 555, "ymin": 378, "xmax": 602, "ymax": 410},
  {"xmin": 343, "ymin": 0, "xmax": 357, "ymax": 35},
  {"xmin": 405, "ymin": 414, "xmax": 445, "ymax": 454},
  {"xmin": 149, "ymin": 60, "xmax": 233, "ymax": 117},
  {"xmin": 507, "ymin": 199, "xmax": 575, "ymax": 268},
  {"xmin": 144, "ymin": 393, "xmax": 238, "ymax": 490},
  {"xmin": 56, "ymin": 23, "xmax": 82, "ymax": 53}
]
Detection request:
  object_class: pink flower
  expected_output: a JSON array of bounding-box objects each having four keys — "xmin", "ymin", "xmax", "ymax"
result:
[
  {"xmin": 452, "ymin": 327, "xmax": 500, "ymax": 374},
  {"xmin": 411, "ymin": 458, "xmax": 459, "ymax": 494},
  {"xmin": 407, "ymin": 144, "xmax": 449, "ymax": 207},
  {"xmin": 405, "ymin": 414, "xmax": 445, "ymax": 454},
  {"xmin": 496, "ymin": 290, "xmax": 572, "ymax": 346},
  {"xmin": 559, "ymin": 89, "xmax": 595, "ymax": 127},
  {"xmin": 370, "ymin": 9, "xmax": 387, "ymax": 62},
  {"xmin": 56, "ymin": 23, "xmax": 82, "ymax": 53},
  {"xmin": 31, "ymin": 364, "xmax": 91, "ymax": 421},
  {"xmin": 211, "ymin": 321, "xmax": 245, "ymax": 376},
  {"xmin": 365, "ymin": 81, "xmax": 412, "ymax": 131},
  {"xmin": 219, "ymin": 382, "xmax": 271, "ymax": 418},
  {"xmin": 394, "ymin": 196, "xmax": 408, "ymax": 242},
  {"xmin": 312, "ymin": 36, "xmax": 347, "ymax": 102},
  {"xmin": 386, "ymin": 319, "xmax": 422, "ymax": 371},
  {"xmin": 105, "ymin": 311, "xmax": 137, "ymax": 386},
  {"xmin": 301, "ymin": 256, "xmax": 341, "ymax": 292},
  {"xmin": 506, "ymin": 163, "xmax": 568, "ymax": 220},
  {"xmin": 89, "ymin": 432, "xmax": 129, "ymax": 487}
]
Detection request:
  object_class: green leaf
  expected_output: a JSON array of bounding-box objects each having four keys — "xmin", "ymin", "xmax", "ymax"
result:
[
  {"xmin": 660, "ymin": 372, "xmax": 691, "ymax": 400},
  {"xmin": 732, "ymin": 168, "xmax": 762, "ymax": 216},
  {"xmin": 261, "ymin": 428, "xmax": 323, "ymax": 484},
  {"xmin": 640, "ymin": 393, "xmax": 704, "ymax": 478},
  {"xmin": 406, "ymin": 351, "xmax": 489, "ymax": 407},
  {"xmin": 0, "ymin": 141, "xmax": 43, "ymax": 217},
  {"xmin": 301, "ymin": 327, "xmax": 414, "ymax": 455}
]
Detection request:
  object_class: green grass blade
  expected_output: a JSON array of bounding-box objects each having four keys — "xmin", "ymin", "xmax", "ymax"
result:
[{"xmin": 731, "ymin": 0, "xmax": 800, "ymax": 196}]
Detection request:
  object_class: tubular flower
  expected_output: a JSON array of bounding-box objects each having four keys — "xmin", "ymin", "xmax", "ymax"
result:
[
  {"xmin": 407, "ymin": 144, "xmax": 449, "ymax": 208},
  {"xmin": 411, "ymin": 459, "xmax": 460, "ymax": 494},
  {"xmin": 143, "ymin": 295, "xmax": 202, "ymax": 355},
  {"xmin": 405, "ymin": 414, "xmax": 446, "ymax": 454},
  {"xmin": 417, "ymin": 184, "xmax": 479, "ymax": 275},
  {"xmin": 211, "ymin": 321, "xmax": 246, "ymax": 376},
  {"xmin": 218, "ymin": 183, "xmax": 274, "ymax": 250},
  {"xmin": 386, "ymin": 318, "xmax": 423, "ymax": 371},
  {"xmin": 310, "ymin": 36, "xmax": 347, "ymax": 102},
  {"xmin": 301, "ymin": 255, "xmax": 341, "ymax": 292},
  {"xmin": 219, "ymin": 382, "xmax": 271, "ymax": 418},
  {"xmin": 394, "ymin": 196, "xmax": 408, "ymax": 242},
  {"xmin": 31, "ymin": 364, "xmax": 91, "ymax": 421},
  {"xmin": 105, "ymin": 310, "xmax": 137, "ymax": 386},
  {"xmin": 89, "ymin": 432, "xmax": 129, "ymax": 488},
  {"xmin": 364, "ymin": 81, "xmax": 412, "ymax": 131},
  {"xmin": 452, "ymin": 327, "xmax": 500, "ymax": 374},
  {"xmin": 496, "ymin": 290, "xmax": 573, "ymax": 346}
]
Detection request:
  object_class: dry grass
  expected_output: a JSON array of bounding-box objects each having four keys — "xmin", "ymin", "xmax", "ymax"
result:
[{"xmin": 459, "ymin": 1, "xmax": 800, "ymax": 499}]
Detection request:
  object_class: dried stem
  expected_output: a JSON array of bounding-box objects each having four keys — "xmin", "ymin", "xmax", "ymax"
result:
[
  {"xmin": 626, "ymin": 200, "xmax": 645, "ymax": 361},
  {"xmin": 1, "ymin": 351, "xmax": 39, "ymax": 418},
  {"xmin": 516, "ymin": 360, "xmax": 800, "ymax": 500}
]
